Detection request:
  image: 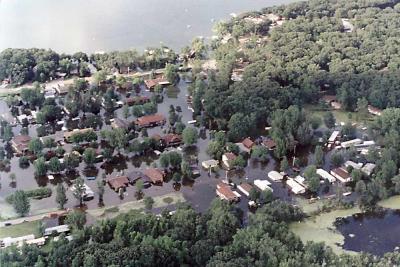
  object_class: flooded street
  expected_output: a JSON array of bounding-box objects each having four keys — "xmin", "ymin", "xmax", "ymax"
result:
[{"xmin": 0, "ymin": 75, "xmax": 333, "ymax": 219}]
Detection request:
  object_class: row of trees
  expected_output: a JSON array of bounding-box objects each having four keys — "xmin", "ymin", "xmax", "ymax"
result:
[{"xmin": 3, "ymin": 198, "xmax": 400, "ymax": 266}]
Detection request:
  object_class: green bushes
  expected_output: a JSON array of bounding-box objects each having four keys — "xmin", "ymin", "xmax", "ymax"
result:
[{"xmin": 6, "ymin": 187, "xmax": 52, "ymax": 204}]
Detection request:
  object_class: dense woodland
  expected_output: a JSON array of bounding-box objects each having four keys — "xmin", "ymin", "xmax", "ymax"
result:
[
  {"xmin": 192, "ymin": 0, "xmax": 400, "ymax": 135},
  {"xmin": 2, "ymin": 199, "xmax": 400, "ymax": 266},
  {"xmin": 0, "ymin": 47, "xmax": 177, "ymax": 85}
]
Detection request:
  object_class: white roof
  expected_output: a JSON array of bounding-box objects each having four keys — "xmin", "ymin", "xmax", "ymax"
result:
[
  {"xmin": 268, "ymin": 171, "xmax": 284, "ymax": 181},
  {"xmin": 341, "ymin": 139, "xmax": 363, "ymax": 148},
  {"xmin": 1, "ymin": 234, "xmax": 35, "ymax": 247},
  {"xmin": 71, "ymin": 183, "xmax": 94, "ymax": 198},
  {"xmin": 316, "ymin": 169, "xmax": 336, "ymax": 183},
  {"xmin": 344, "ymin": 160, "xmax": 363, "ymax": 170},
  {"xmin": 361, "ymin": 163, "xmax": 376, "ymax": 176},
  {"xmin": 44, "ymin": 224, "xmax": 70, "ymax": 236},
  {"xmin": 294, "ymin": 175, "xmax": 307, "ymax": 188},
  {"xmin": 25, "ymin": 237, "xmax": 46, "ymax": 246},
  {"xmin": 286, "ymin": 178, "xmax": 306, "ymax": 194},
  {"xmin": 254, "ymin": 179, "xmax": 273, "ymax": 191},
  {"xmin": 328, "ymin": 131, "xmax": 340, "ymax": 142},
  {"xmin": 202, "ymin": 159, "xmax": 219, "ymax": 169}
]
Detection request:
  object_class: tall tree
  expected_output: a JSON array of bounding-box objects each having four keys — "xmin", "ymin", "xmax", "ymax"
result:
[{"xmin": 56, "ymin": 183, "xmax": 67, "ymax": 209}]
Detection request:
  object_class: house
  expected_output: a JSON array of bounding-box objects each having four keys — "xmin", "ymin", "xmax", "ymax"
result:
[
  {"xmin": 25, "ymin": 237, "xmax": 46, "ymax": 247},
  {"xmin": 316, "ymin": 168, "xmax": 336, "ymax": 183},
  {"xmin": 330, "ymin": 167, "xmax": 351, "ymax": 183},
  {"xmin": 44, "ymin": 88, "xmax": 56, "ymax": 99},
  {"xmin": 1, "ymin": 235, "xmax": 35, "ymax": 248},
  {"xmin": 321, "ymin": 95, "xmax": 337, "ymax": 105},
  {"xmin": 108, "ymin": 176, "xmax": 130, "ymax": 192},
  {"xmin": 268, "ymin": 171, "xmax": 284, "ymax": 182},
  {"xmin": 125, "ymin": 96, "xmax": 150, "ymax": 106},
  {"xmin": 237, "ymin": 183, "xmax": 253, "ymax": 197},
  {"xmin": 216, "ymin": 183, "xmax": 240, "ymax": 202},
  {"xmin": 222, "ymin": 152, "xmax": 237, "ymax": 170},
  {"xmin": 328, "ymin": 130, "xmax": 340, "ymax": 144},
  {"xmin": 262, "ymin": 138, "xmax": 276, "ymax": 150},
  {"xmin": 344, "ymin": 160, "xmax": 363, "ymax": 170},
  {"xmin": 368, "ymin": 105, "xmax": 382, "ymax": 116},
  {"xmin": 143, "ymin": 168, "xmax": 164, "ymax": 184},
  {"xmin": 294, "ymin": 175, "xmax": 308, "ymax": 189},
  {"xmin": 11, "ymin": 135, "xmax": 31, "ymax": 154},
  {"xmin": 44, "ymin": 225, "xmax": 70, "ymax": 236},
  {"xmin": 64, "ymin": 128, "xmax": 94, "ymax": 143},
  {"xmin": 144, "ymin": 77, "xmax": 170, "ymax": 90},
  {"xmin": 126, "ymin": 171, "xmax": 152, "ymax": 187},
  {"xmin": 341, "ymin": 138, "xmax": 363, "ymax": 149},
  {"xmin": 254, "ymin": 179, "xmax": 273, "ymax": 191},
  {"xmin": 361, "ymin": 163, "xmax": 376, "ymax": 176},
  {"xmin": 236, "ymin": 138, "xmax": 254, "ymax": 153},
  {"xmin": 202, "ymin": 159, "xmax": 219, "ymax": 169},
  {"xmin": 286, "ymin": 178, "xmax": 306, "ymax": 194},
  {"xmin": 135, "ymin": 114, "xmax": 166, "ymax": 128},
  {"xmin": 54, "ymin": 83, "xmax": 69, "ymax": 95},
  {"xmin": 111, "ymin": 118, "xmax": 130, "ymax": 131},
  {"xmin": 331, "ymin": 101, "xmax": 342, "ymax": 110},
  {"xmin": 160, "ymin": 134, "xmax": 183, "ymax": 147}
]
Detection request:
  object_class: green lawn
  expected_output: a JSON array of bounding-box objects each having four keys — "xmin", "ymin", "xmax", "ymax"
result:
[
  {"xmin": 304, "ymin": 105, "xmax": 374, "ymax": 125},
  {"xmin": 0, "ymin": 220, "xmax": 39, "ymax": 239}
]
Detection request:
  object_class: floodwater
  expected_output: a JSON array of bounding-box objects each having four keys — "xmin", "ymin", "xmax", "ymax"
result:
[
  {"xmin": 0, "ymin": 75, "xmax": 324, "ymax": 219},
  {"xmin": 336, "ymin": 209, "xmax": 400, "ymax": 256},
  {"xmin": 0, "ymin": 0, "xmax": 299, "ymax": 53}
]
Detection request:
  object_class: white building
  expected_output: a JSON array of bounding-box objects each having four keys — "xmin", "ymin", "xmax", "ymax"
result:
[
  {"xmin": 341, "ymin": 139, "xmax": 363, "ymax": 148},
  {"xmin": 316, "ymin": 169, "xmax": 336, "ymax": 183},
  {"xmin": 286, "ymin": 178, "xmax": 306, "ymax": 194},
  {"xmin": 361, "ymin": 163, "xmax": 376, "ymax": 176},
  {"xmin": 1, "ymin": 234, "xmax": 35, "ymax": 248},
  {"xmin": 254, "ymin": 179, "xmax": 273, "ymax": 192},
  {"xmin": 44, "ymin": 225, "xmax": 70, "ymax": 236},
  {"xmin": 344, "ymin": 160, "xmax": 363, "ymax": 170},
  {"xmin": 268, "ymin": 171, "xmax": 284, "ymax": 182}
]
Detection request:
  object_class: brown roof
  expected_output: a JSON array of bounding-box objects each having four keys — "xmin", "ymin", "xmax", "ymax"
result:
[
  {"xmin": 161, "ymin": 134, "xmax": 182, "ymax": 145},
  {"xmin": 136, "ymin": 114, "xmax": 165, "ymax": 127},
  {"xmin": 143, "ymin": 168, "xmax": 164, "ymax": 184},
  {"xmin": 64, "ymin": 128, "xmax": 93, "ymax": 140},
  {"xmin": 112, "ymin": 118, "xmax": 130, "ymax": 129},
  {"xmin": 11, "ymin": 135, "xmax": 31, "ymax": 152},
  {"xmin": 125, "ymin": 96, "xmax": 150, "ymax": 106},
  {"xmin": 242, "ymin": 138, "xmax": 254, "ymax": 149},
  {"xmin": 239, "ymin": 183, "xmax": 253, "ymax": 194},
  {"xmin": 217, "ymin": 183, "xmax": 238, "ymax": 201},
  {"xmin": 144, "ymin": 77, "xmax": 170, "ymax": 89},
  {"xmin": 263, "ymin": 139, "xmax": 276, "ymax": 149},
  {"xmin": 322, "ymin": 95, "xmax": 336, "ymax": 103},
  {"xmin": 332, "ymin": 167, "xmax": 350, "ymax": 179},
  {"xmin": 224, "ymin": 152, "xmax": 237, "ymax": 161},
  {"xmin": 108, "ymin": 176, "xmax": 129, "ymax": 191}
]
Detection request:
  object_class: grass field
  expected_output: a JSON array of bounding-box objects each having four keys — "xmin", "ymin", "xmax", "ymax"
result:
[
  {"xmin": 304, "ymin": 105, "xmax": 374, "ymax": 126},
  {"xmin": 0, "ymin": 220, "xmax": 39, "ymax": 239}
]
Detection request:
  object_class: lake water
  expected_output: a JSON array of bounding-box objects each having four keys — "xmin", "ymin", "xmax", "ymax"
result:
[
  {"xmin": 0, "ymin": 0, "xmax": 297, "ymax": 54},
  {"xmin": 335, "ymin": 209, "xmax": 400, "ymax": 256}
]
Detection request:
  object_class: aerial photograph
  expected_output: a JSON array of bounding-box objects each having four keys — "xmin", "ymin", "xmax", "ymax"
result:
[{"xmin": 1, "ymin": 0, "xmax": 400, "ymax": 266}]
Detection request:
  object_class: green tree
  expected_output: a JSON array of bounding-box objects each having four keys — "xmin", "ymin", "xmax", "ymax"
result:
[
  {"xmin": 182, "ymin": 127, "xmax": 198, "ymax": 146},
  {"xmin": 144, "ymin": 196, "xmax": 155, "ymax": 211},
  {"xmin": 97, "ymin": 180, "xmax": 105, "ymax": 203},
  {"xmin": 64, "ymin": 152, "xmax": 80, "ymax": 173},
  {"xmin": 56, "ymin": 183, "xmax": 67, "ymax": 209},
  {"xmin": 323, "ymin": 112, "xmax": 336, "ymax": 129},
  {"xmin": 280, "ymin": 156, "xmax": 289, "ymax": 172},
  {"xmin": 72, "ymin": 177, "xmax": 85, "ymax": 206},
  {"xmin": 83, "ymin": 148, "xmax": 96, "ymax": 167},
  {"xmin": 251, "ymin": 146, "xmax": 269, "ymax": 162},
  {"xmin": 172, "ymin": 172, "xmax": 182, "ymax": 183},
  {"xmin": 29, "ymin": 138, "xmax": 43, "ymax": 155},
  {"xmin": 135, "ymin": 180, "xmax": 144, "ymax": 199},
  {"xmin": 314, "ymin": 145, "xmax": 324, "ymax": 167},
  {"xmin": 12, "ymin": 190, "xmax": 30, "ymax": 217},
  {"xmin": 34, "ymin": 157, "xmax": 47, "ymax": 176},
  {"xmin": 65, "ymin": 210, "xmax": 86, "ymax": 230},
  {"xmin": 165, "ymin": 63, "xmax": 180, "ymax": 85},
  {"xmin": 48, "ymin": 157, "xmax": 63, "ymax": 174}
]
